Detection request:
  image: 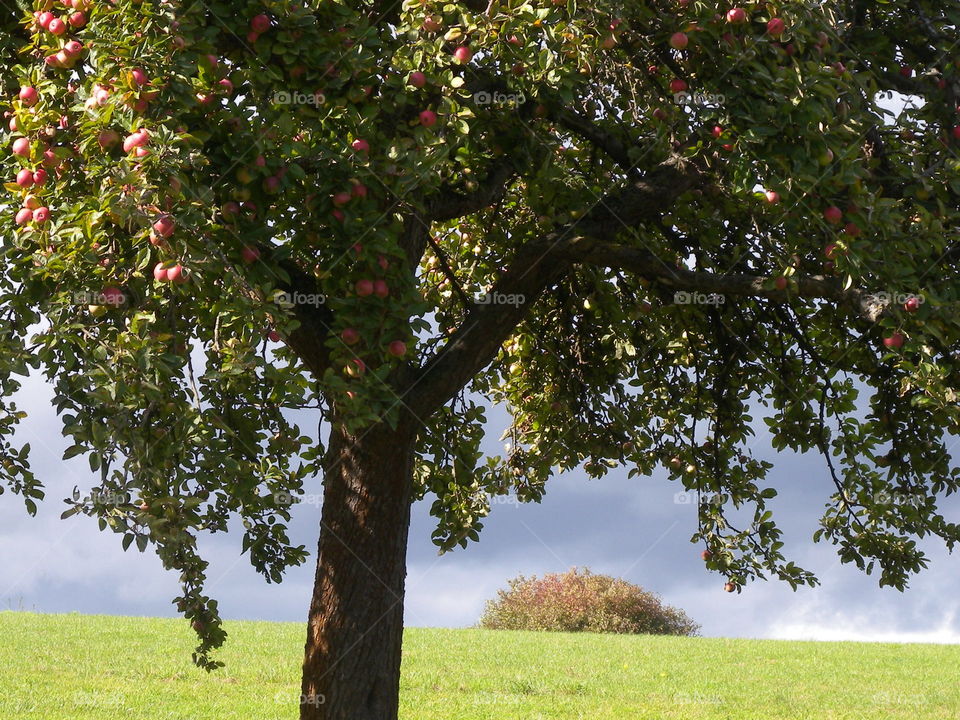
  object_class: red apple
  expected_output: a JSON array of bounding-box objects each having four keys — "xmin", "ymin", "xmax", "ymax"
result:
[
  {"xmin": 726, "ymin": 8, "xmax": 747, "ymax": 23},
  {"xmin": 711, "ymin": 125, "xmax": 724, "ymax": 139},
  {"xmin": 952, "ymin": 126, "xmax": 960, "ymax": 140},
  {"xmin": 32, "ymin": 168, "xmax": 48, "ymax": 186},
  {"xmin": 263, "ymin": 175, "xmax": 281, "ymax": 193},
  {"xmin": 153, "ymin": 216, "xmax": 175, "ymax": 238},
  {"xmin": 355, "ymin": 279, "xmax": 374, "ymax": 297},
  {"xmin": 351, "ymin": 183, "xmax": 368, "ymax": 199},
  {"xmin": 38, "ymin": 11, "xmax": 54, "ymax": 29},
  {"xmin": 48, "ymin": 18, "xmax": 66, "ymax": 35},
  {"xmin": 904, "ymin": 296, "xmax": 921, "ymax": 313},
  {"xmin": 12, "ymin": 137, "xmax": 30, "ymax": 157},
  {"xmin": 767, "ymin": 18, "xmax": 785, "ymax": 36},
  {"xmin": 332, "ymin": 191, "xmax": 351, "ymax": 206},
  {"xmin": 774, "ymin": 276, "xmax": 788, "ymax": 291},
  {"xmin": 701, "ymin": 550, "xmax": 713, "ymax": 561},
  {"xmin": 345, "ymin": 357, "xmax": 366, "ymax": 378},
  {"xmin": 23, "ymin": 195, "xmax": 40, "ymax": 210},
  {"xmin": 64, "ymin": 40, "xmax": 84, "ymax": 57},
  {"xmin": 267, "ymin": 330, "xmax": 281, "ymax": 343},
  {"xmin": 68, "ymin": 11, "xmax": 86, "ymax": 27},
  {"xmin": 97, "ymin": 129, "xmax": 119, "ymax": 149},
  {"xmin": 130, "ymin": 68, "xmax": 149, "ymax": 87},
  {"xmin": 669, "ymin": 78, "xmax": 688, "ymax": 93},
  {"xmin": 166, "ymin": 264, "xmax": 186, "ymax": 284},
  {"xmin": 102, "ymin": 286, "xmax": 125, "ymax": 306},
  {"xmin": 419, "ymin": 109, "xmax": 437, "ymax": 127},
  {"xmin": 341, "ymin": 328, "xmax": 360, "ymax": 345},
  {"xmin": 373, "ymin": 280, "xmax": 389, "ymax": 298},
  {"xmin": 844, "ymin": 222, "xmax": 861, "ymax": 237},
  {"xmin": 250, "ymin": 14, "xmax": 271, "ymax": 34},
  {"xmin": 387, "ymin": 340, "xmax": 406, "ymax": 357},
  {"xmin": 19, "ymin": 86, "xmax": 38, "ymax": 107},
  {"xmin": 764, "ymin": 190, "xmax": 780, "ymax": 204},
  {"xmin": 724, "ymin": 582, "xmax": 736, "ymax": 593},
  {"xmin": 14, "ymin": 208, "xmax": 33, "ymax": 226},
  {"xmin": 408, "ymin": 71, "xmax": 426, "ymax": 88},
  {"xmin": 15, "ymin": 169, "xmax": 34, "ymax": 188},
  {"xmin": 824, "ymin": 243, "xmax": 841, "ymax": 259},
  {"xmin": 453, "ymin": 45, "xmax": 472, "ymax": 64},
  {"xmin": 669, "ymin": 32, "xmax": 688, "ymax": 50},
  {"xmin": 823, "ymin": 205, "xmax": 843, "ymax": 224},
  {"xmin": 33, "ymin": 206, "xmax": 50, "ymax": 224},
  {"xmin": 222, "ymin": 201, "xmax": 241, "ymax": 221},
  {"xmin": 883, "ymin": 333, "xmax": 905, "ymax": 349},
  {"xmin": 123, "ymin": 129, "xmax": 149, "ymax": 153},
  {"xmin": 153, "ymin": 263, "xmax": 169, "ymax": 281},
  {"xmin": 652, "ymin": 107, "xmax": 668, "ymax": 121},
  {"xmin": 351, "ymin": 138, "xmax": 369, "ymax": 152},
  {"xmin": 241, "ymin": 246, "xmax": 260, "ymax": 263}
]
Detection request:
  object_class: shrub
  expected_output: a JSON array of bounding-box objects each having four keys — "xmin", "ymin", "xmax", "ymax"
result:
[{"xmin": 479, "ymin": 568, "xmax": 699, "ymax": 636}]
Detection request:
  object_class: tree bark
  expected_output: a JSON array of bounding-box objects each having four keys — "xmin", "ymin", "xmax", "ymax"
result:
[{"xmin": 300, "ymin": 419, "xmax": 416, "ymax": 720}]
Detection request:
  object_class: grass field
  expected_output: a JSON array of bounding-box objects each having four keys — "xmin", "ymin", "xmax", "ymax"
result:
[{"xmin": 1, "ymin": 612, "xmax": 958, "ymax": 719}]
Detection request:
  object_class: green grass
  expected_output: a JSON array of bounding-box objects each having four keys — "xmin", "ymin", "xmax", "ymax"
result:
[{"xmin": 1, "ymin": 612, "xmax": 958, "ymax": 719}]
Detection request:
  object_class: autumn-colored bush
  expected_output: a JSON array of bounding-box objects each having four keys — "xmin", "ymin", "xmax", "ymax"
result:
[{"xmin": 480, "ymin": 568, "xmax": 699, "ymax": 636}]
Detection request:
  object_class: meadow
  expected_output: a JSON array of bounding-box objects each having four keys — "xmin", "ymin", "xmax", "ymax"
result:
[{"xmin": 1, "ymin": 612, "xmax": 957, "ymax": 719}]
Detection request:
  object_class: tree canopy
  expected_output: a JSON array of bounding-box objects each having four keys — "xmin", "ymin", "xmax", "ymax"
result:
[{"xmin": 2, "ymin": 0, "xmax": 960, "ymax": 680}]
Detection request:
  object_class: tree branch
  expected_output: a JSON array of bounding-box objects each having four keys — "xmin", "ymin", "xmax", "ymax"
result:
[
  {"xmin": 557, "ymin": 239, "xmax": 890, "ymax": 322},
  {"xmin": 426, "ymin": 156, "xmax": 517, "ymax": 223},
  {"xmin": 408, "ymin": 154, "xmax": 706, "ymax": 416}
]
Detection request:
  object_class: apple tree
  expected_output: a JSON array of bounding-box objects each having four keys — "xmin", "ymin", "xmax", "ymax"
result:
[{"xmin": 2, "ymin": 0, "xmax": 960, "ymax": 718}]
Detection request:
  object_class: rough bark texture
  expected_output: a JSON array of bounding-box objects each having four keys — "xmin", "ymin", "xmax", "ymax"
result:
[{"xmin": 300, "ymin": 420, "xmax": 417, "ymax": 720}]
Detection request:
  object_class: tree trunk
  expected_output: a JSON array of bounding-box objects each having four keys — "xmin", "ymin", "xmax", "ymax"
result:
[{"xmin": 300, "ymin": 420, "xmax": 416, "ymax": 720}]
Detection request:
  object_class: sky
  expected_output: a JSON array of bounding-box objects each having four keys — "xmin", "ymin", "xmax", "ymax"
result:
[{"xmin": 1, "ymin": 366, "xmax": 959, "ymax": 645}]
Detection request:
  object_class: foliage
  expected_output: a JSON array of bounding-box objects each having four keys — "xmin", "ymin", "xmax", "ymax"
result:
[
  {"xmin": 479, "ymin": 568, "xmax": 699, "ymax": 636},
  {"xmin": 1, "ymin": 0, "xmax": 959, "ymax": 670}
]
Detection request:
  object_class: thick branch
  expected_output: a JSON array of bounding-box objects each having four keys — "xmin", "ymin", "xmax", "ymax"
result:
[
  {"xmin": 408, "ymin": 154, "xmax": 706, "ymax": 416},
  {"xmin": 271, "ymin": 255, "xmax": 335, "ymax": 378},
  {"xmin": 427, "ymin": 156, "xmax": 517, "ymax": 223},
  {"xmin": 558, "ymin": 239, "xmax": 890, "ymax": 322}
]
